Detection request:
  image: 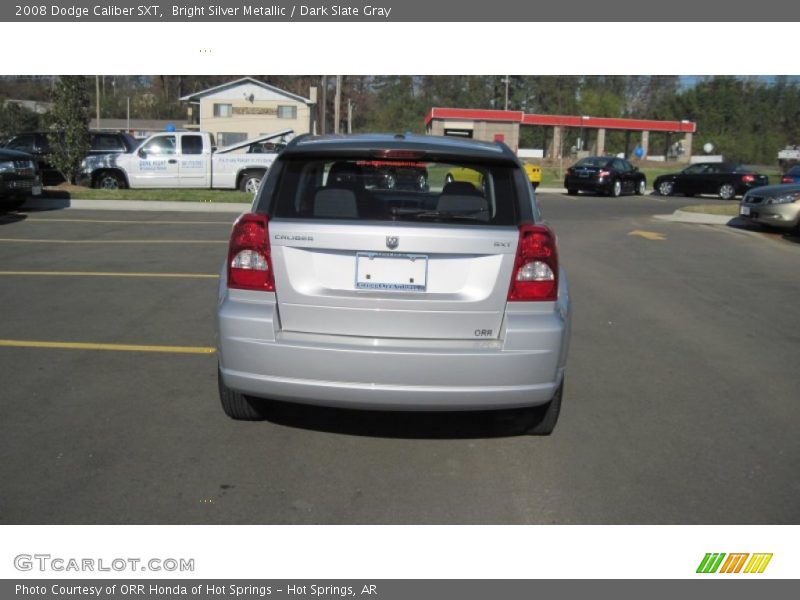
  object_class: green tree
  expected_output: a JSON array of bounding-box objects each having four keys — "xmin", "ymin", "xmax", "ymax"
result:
[
  {"xmin": 367, "ymin": 76, "xmax": 424, "ymax": 133},
  {"xmin": 48, "ymin": 76, "xmax": 91, "ymax": 183},
  {"xmin": 0, "ymin": 99, "xmax": 41, "ymax": 141}
]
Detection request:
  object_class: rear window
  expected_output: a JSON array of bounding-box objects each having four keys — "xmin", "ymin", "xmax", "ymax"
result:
[
  {"xmin": 270, "ymin": 158, "xmax": 519, "ymax": 226},
  {"xmin": 91, "ymin": 134, "xmax": 126, "ymax": 152},
  {"xmin": 575, "ymin": 157, "xmax": 610, "ymax": 168}
]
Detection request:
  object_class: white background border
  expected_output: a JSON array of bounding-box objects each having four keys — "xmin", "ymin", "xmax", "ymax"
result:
[
  {"xmin": 0, "ymin": 22, "xmax": 797, "ymax": 75},
  {"xmin": 0, "ymin": 20, "xmax": 797, "ymax": 581}
]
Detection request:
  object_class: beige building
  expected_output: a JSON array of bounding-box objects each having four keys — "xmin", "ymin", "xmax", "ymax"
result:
[{"xmin": 180, "ymin": 77, "xmax": 316, "ymax": 147}]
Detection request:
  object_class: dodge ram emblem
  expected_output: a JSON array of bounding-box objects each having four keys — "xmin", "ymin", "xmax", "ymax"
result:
[{"xmin": 386, "ymin": 236, "xmax": 399, "ymax": 250}]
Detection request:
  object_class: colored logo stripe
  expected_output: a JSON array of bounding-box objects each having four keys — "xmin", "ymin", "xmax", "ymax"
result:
[
  {"xmin": 697, "ymin": 553, "xmax": 726, "ymax": 573},
  {"xmin": 744, "ymin": 554, "xmax": 773, "ymax": 574},
  {"xmin": 697, "ymin": 553, "xmax": 772, "ymax": 574},
  {"xmin": 720, "ymin": 553, "xmax": 749, "ymax": 573}
]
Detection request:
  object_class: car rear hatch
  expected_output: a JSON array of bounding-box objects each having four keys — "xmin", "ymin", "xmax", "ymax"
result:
[
  {"xmin": 573, "ymin": 165, "xmax": 602, "ymax": 179},
  {"xmin": 262, "ymin": 152, "xmax": 526, "ymax": 341},
  {"xmin": 570, "ymin": 159, "xmax": 610, "ymax": 181}
]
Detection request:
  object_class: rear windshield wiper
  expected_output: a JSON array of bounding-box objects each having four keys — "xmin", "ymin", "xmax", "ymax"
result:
[{"xmin": 389, "ymin": 207, "xmax": 487, "ymax": 222}]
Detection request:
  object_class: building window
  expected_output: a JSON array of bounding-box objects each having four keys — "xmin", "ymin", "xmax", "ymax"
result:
[
  {"xmin": 213, "ymin": 103, "xmax": 233, "ymax": 118},
  {"xmin": 218, "ymin": 132, "xmax": 247, "ymax": 147},
  {"xmin": 277, "ymin": 105, "xmax": 297, "ymax": 119}
]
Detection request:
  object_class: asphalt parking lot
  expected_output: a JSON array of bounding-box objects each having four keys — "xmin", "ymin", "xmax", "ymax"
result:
[{"xmin": 1, "ymin": 195, "xmax": 799, "ymax": 524}]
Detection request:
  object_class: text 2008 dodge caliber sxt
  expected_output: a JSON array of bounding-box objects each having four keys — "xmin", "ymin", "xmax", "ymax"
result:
[{"xmin": 216, "ymin": 133, "xmax": 571, "ymax": 434}]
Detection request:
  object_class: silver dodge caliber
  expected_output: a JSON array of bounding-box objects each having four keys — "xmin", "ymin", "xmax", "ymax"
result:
[{"xmin": 216, "ymin": 133, "xmax": 571, "ymax": 434}]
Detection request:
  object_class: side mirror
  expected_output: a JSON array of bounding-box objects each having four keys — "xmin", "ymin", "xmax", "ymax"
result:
[{"xmin": 138, "ymin": 148, "xmax": 147, "ymax": 159}]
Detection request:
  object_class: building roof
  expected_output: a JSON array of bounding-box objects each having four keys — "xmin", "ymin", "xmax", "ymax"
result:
[
  {"xmin": 4, "ymin": 99, "xmax": 53, "ymax": 114},
  {"xmin": 179, "ymin": 77, "xmax": 313, "ymax": 104},
  {"xmin": 96, "ymin": 118, "xmax": 181, "ymax": 131},
  {"xmin": 426, "ymin": 107, "xmax": 697, "ymax": 133}
]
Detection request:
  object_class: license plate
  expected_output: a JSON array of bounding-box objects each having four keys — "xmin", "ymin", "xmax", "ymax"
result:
[
  {"xmin": 740, "ymin": 206, "xmax": 751, "ymax": 216},
  {"xmin": 355, "ymin": 252, "xmax": 428, "ymax": 291},
  {"xmin": 32, "ymin": 185, "xmax": 42, "ymax": 196},
  {"xmin": 579, "ymin": 172, "xmax": 589, "ymax": 178}
]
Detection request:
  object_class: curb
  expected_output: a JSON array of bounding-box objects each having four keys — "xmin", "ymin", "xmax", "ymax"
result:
[
  {"xmin": 22, "ymin": 197, "xmax": 252, "ymax": 213},
  {"xmin": 654, "ymin": 210, "xmax": 740, "ymax": 225}
]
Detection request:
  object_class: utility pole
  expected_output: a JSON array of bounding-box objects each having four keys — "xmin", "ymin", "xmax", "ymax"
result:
[
  {"xmin": 347, "ymin": 99, "xmax": 353, "ymax": 134},
  {"xmin": 95, "ymin": 75, "xmax": 101, "ymax": 129},
  {"xmin": 126, "ymin": 97, "xmax": 131, "ymax": 132},
  {"xmin": 334, "ymin": 75, "xmax": 342, "ymax": 135},
  {"xmin": 504, "ymin": 76, "xmax": 510, "ymax": 111},
  {"xmin": 320, "ymin": 75, "xmax": 327, "ymax": 135}
]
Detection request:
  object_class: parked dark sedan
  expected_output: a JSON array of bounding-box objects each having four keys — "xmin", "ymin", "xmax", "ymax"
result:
[
  {"xmin": 0, "ymin": 148, "xmax": 41, "ymax": 210},
  {"xmin": 780, "ymin": 165, "xmax": 800, "ymax": 184},
  {"xmin": 359, "ymin": 159, "xmax": 429, "ymax": 191},
  {"xmin": 3, "ymin": 130, "xmax": 138, "ymax": 185},
  {"xmin": 564, "ymin": 156, "xmax": 647, "ymax": 197},
  {"xmin": 653, "ymin": 162, "xmax": 768, "ymax": 200}
]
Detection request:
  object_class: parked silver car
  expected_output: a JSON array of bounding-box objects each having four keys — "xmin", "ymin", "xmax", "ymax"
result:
[
  {"xmin": 216, "ymin": 133, "xmax": 571, "ymax": 434},
  {"xmin": 739, "ymin": 184, "xmax": 800, "ymax": 230}
]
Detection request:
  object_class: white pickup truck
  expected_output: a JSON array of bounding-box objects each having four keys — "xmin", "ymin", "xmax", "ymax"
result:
[
  {"xmin": 778, "ymin": 145, "xmax": 800, "ymax": 171},
  {"xmin": 80, "ymin": 129, "xmax": 293, "ymax": 192}
]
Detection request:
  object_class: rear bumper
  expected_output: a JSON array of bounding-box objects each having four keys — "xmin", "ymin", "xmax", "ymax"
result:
[
  {"xmin": 564, "ymin": 176, "xmax": 610, "ymax": 193},
  {"xmin": 216, "ymin": 273, "xmax": 570, "ymax": 411},
  {"xmin": 738, "ymin": 181, "xmax": 769, "ymax": 195}
]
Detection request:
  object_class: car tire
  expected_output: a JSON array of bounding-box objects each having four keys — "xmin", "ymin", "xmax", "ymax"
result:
[
  {"xmin": 94, "ymin": 171, "xmax": 125, "ymax": 190},
  {"xmin": 239, "ymin": 170, "xmax": 264, "ymax": 194},
  {"xmin": 566, "ymin": 189, "xmax": 578, "ymax": 196},
  {"xmin": 719, "ymin": 183, "xmax": 736, "ymax": 200},
  {"xmin": 611, "ymin": 179, "xmax": 622, "ymax": 197},
  {"xmin": 636, "ymin": 180, "xmax": 647, "ymax": 195},
  {"xmin": 524, "ymin": 378, "xmax": 564, "ymax": 436},
  {"xmin": 218, "ymin": 367, "xmax": 267, "ymax": 421},
  {"xmin": 657, "ymin": 181, "xmax": 674, "ymax": 196}
]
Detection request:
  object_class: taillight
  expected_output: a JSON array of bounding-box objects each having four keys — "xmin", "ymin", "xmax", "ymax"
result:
[
  {"xmin": 741, "ymin": 174, "xmax": 756, "ymax": 183},
  {"xmin": 781, "ymin": 176, "xmax": 793, "ymax": 183},
  {"xmin": 370, "ymin": 149, "xmax": 426, "ymax": 160},
  {"xmin": 227, "ymin": 213, "xmax": 274, "ymax": 291},
  {"xmin": 598, "ymin": 170, "xmax": 610, "ymax": 178},
  {"xmin": 566, "ymin": 168, "xmax": 573, "ymax": 176},
  {"xmin": 508, "ymin": 224, "xmax": 558, "ymax": 302}
]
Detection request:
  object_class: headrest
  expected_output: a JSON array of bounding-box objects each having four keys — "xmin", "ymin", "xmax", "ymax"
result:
[
  {"xmin": 314, "ymin": 188, "xmax": 359, "ymax": 218},
  {"xmin": 442, "ymin": 181, "xmax": 483, "ymax": 196}
]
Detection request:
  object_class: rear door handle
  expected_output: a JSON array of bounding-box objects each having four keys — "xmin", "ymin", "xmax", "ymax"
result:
[{"xmin": 168, "ymin": 159, "xmax": 178, "ymax": 164}]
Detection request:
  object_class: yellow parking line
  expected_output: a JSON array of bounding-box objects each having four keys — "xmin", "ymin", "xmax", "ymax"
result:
[
  {"xmin": 0, "ymin": 238, "xmax": 226, "ymax": 244},
  {"xmin": 628, "ymin": 230, "xmax": 667, "ymax": 241},
  {"xmin": 0, "ymin": 271, "xmax": 218, "ymax": 279},
  {"xmin": 0, "ymin": 339, "xmax": 215, "ymax": 354},
  {"xmin": 25, "ymin": 218, "xmax": 231, "ymax": 225}
]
